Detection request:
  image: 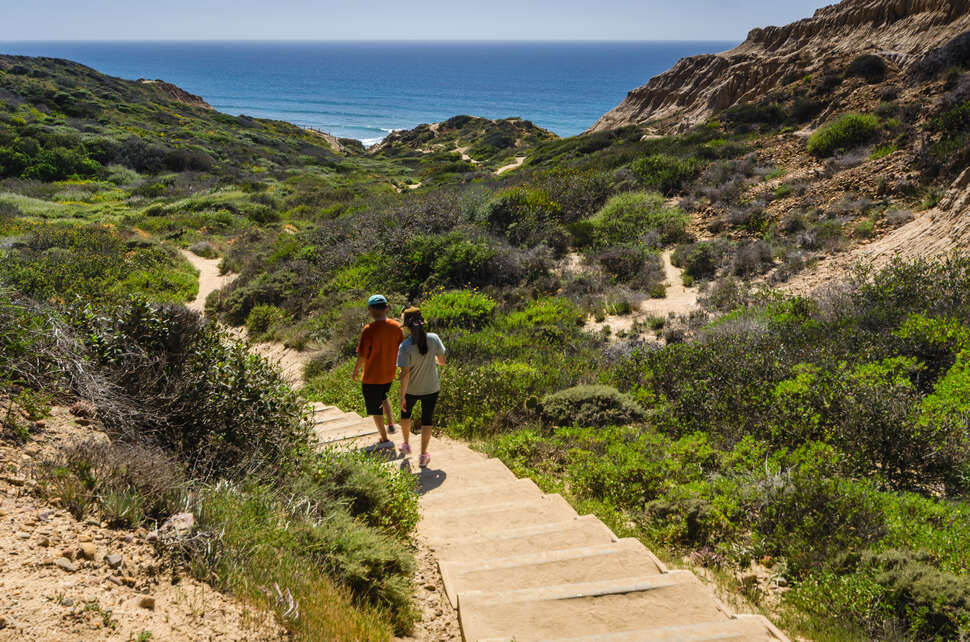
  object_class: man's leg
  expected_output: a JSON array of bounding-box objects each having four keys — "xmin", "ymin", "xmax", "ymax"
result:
[
  {"xmin": 382, "ymin": 397, "xmax": 396, "ymax": 432},
  {"xmin": 363, "ymin": 384, "xmax": 390, "ymax": 443},
  {"xmin": 372, "ymin": 414, "xmax": 389, "ymax": 441}
]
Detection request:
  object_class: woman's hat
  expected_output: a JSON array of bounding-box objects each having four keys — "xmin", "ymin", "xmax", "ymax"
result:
[{"xmin": 402, "ymin": 306, "xmax": 424, "ymax": 327}]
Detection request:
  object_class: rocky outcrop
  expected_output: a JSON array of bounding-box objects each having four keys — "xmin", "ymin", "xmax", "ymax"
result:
[
  {"xmin": 138, "ymin": 78, "xmax": 213, "ymax": 110},
  {"xmin": 590, "ymin": 0, "xmax": 970, "ymax": 132}
]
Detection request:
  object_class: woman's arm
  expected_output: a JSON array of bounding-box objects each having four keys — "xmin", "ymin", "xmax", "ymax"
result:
[
  {"xmin": 435, "ymin": 355, "xmax": 447, "ymax": 366},
  {"xmin": 399, "ymin": 367, "xmax": 410, "ymax": 410}
]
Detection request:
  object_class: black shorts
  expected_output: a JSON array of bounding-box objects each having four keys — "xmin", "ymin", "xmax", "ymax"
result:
[
  {"xmin": 362, "ymin": 382, "xmax": 392, "ymax": 416},
  {"xmin": 401, "ymin": 392, "xmax": 439, "ymax": 426}
]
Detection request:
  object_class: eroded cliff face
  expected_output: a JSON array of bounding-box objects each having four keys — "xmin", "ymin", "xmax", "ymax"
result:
[
  {"xmin": 138, "ymin": 79, "xmax": 213, "ymax": 110},
  {"xmin": 590, "ymin": 0, "xmax": 970, "ymax": 132}
]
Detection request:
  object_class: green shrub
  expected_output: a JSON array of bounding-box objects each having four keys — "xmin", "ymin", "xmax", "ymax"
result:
[
  {"xmin": 672, "ymin": 241, "xmax": 724, "ymax": 280},
  {"xmin": 587, "ymin": 192, "xmax": 688, "ymax": 247},
  {"xmin": 866, "ymin": 549, "xmax": 970, "ymax": 639},
  {"xmin": 421, "ymin": 289, "xmax": 496, "ymax": 328},
  {"xmin": 77, "ymin": 299, "xmax": 309, "ymax": 476},
  {"xmin": 631, "ymin": 154, "xmax": 701, "ymax": 194},
  {"xmin": 245, "ymin": 304, "xmax": 288, "ymax": 336},
  {"xmin": 757, "ymin": 444, "xmax": 887, "ymax": 577},
  {"xmin": 806, "ymin": 114, "xmax": 880, "ymax": 157},
  {"xmin": 541, "ymin": 385, "xmax": 645, "ymax": 427},
  {"xmin": 0, "ymin": 224, "xmax": 197, "ymax": 304}
]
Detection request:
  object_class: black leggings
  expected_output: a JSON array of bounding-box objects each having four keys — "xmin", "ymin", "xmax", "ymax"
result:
[{"xmin": 401, "ymin": 392, "xmax": 438, "ymax": 426}]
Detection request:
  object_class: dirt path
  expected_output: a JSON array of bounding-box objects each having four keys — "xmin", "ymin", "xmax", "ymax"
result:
[
  {"xmin": 587, "ymin": 249, "xmax": 700, "ymax": 337},
  {"xmin": 181, "ymin": 250, "xmax": 318, "ymax": 387},
  {"xmin": 181, "ymin": 250, "xmax": 236, "ymax": 314},
  {"xmin": 495, "ymin": 156, "xmax": 526, "ymax": 175}
]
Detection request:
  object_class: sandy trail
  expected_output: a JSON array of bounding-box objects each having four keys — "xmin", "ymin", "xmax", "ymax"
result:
[
  {"xmin": 181, "ymin": 250, "xmax": 317, "ymax": 388},
  {"xmin": 181, "ymin": 250, "xmax": 236, "ymax": 313},
  {"xmin": 587, "ymin": 248, "xmax": 700, "ymax": 336},
  {"xmin": 495, "ymin": 156, "xmax": 526, "ymax": 175}
]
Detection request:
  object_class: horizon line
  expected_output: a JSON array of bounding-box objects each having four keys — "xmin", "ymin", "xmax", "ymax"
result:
[{"xmin": 0, "ymin": 38, "xmax": 740, "ymax": 44}]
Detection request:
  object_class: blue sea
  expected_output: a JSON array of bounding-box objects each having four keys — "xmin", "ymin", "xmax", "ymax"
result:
[{"xmin": 0, "ymin": 41, "xmax": 734, "ymax": 143}]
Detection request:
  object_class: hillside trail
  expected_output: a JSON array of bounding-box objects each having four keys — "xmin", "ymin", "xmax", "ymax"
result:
[
  {"xmin": 495, "ymin": 155, "xmax": 526, "ymax": 175},
  {"xmin": 586, "ymin": 248, "xmax": 700, "ymax": 337},
  {"xmin": 187, "ymin": 250, "xmax": 787, "ymax": 641},
  {"xmin": 181, "ymin": 250, "xmax": 317, "ymax": 387}
]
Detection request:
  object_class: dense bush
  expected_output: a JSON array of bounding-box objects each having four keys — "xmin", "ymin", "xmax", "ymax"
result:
[
  {"xmin": 631, "ymin": 154, "xmax": 701, "ymax": 194},
  {"xmin": 76, "ymin": 299, "xmax": 309, "ymax": 475},
  {"xmin": 420, "ymin": 289, "xmax": 496, "ymax": 328},
  {"xmin": 541, "ymin": 385, "xmax": 645, "ymax": 427},
  {"xmin": 587, "ymin": 192, "xmax": 689, "ymax": 248},
  {"xmin": 806, "ymin": 113, "xmax": 880, "ymax": 157},
  {"xmin": 0, "ymin": 224, "xmax": 198, "ymax": 304},
  {"xmin": 245, "ymin": 303, "xmax": 289, "ymax": 337},
  {"xmin": 672, "ymin": 240, "xmax": 726, "ymax": 280}
]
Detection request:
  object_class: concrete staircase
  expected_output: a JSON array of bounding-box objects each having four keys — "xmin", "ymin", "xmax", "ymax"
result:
[{"xmin": 311, "ymin": 403, "xmax": 789, "ymax": 642}]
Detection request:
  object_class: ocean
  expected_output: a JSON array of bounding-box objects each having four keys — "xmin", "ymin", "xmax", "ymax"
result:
[{"xmin": 0, "ymin": 41, "xmax": 734, "ymax": 143}]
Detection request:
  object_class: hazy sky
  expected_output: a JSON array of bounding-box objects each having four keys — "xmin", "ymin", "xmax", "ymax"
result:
[{"xmin": 2, "ymin": 0, "xmax": 834, "ymax": 41}]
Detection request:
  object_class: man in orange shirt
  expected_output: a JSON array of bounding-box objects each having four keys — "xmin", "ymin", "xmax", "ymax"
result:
[{"xmin": 353, "ymin": 294, "xmax": 404, "ymax": 450}]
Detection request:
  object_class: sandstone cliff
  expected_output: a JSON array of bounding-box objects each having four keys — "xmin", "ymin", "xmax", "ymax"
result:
[
  {"xmin": 138, "ymin": 78, "xmax": 213, "ymax": 110},
  {"xmin": 590, "ymin": 0, "xmax": 970, "ymax": 132}
]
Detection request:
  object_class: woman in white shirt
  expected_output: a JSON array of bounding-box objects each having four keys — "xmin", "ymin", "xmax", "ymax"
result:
[{"xmin": 397, "ymin": 307, "xmax": 446, "ymax": 468}]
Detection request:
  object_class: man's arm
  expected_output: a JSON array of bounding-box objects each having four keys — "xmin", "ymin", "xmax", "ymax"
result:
[{"xmin": 352, "ymin": 354, "xmax": 365, "ymax": 382}]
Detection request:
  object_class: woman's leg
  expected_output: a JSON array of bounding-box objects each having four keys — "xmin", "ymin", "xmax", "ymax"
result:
[
  {"xmin": 419, "ymin": 393, "xmax": 438, "ymax": 455},
  {"xmin": 399, "ymin": 394, "xmax": 417, "ymax": 451},
  {"xmin": 421, "ymin": 421, "xmax": 432, "ymax": 455}
]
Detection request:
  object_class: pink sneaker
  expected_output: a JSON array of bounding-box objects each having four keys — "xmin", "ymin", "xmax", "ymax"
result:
[
  {"xmin": 419, "ymin": 453, "xmax": 431, "ymax": 468},
  {"xmin": 399, "ymin": 442, "xmax": 412, "ymax": 456}
]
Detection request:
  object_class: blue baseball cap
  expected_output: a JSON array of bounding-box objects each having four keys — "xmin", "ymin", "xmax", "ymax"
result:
[{"xmin": 367, "ymin": 294, "xmax": 388, "ymax": 308}]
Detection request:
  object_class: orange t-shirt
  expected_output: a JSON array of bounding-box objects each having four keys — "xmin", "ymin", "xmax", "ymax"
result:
[{"xmin": 357, "ymin": 319, "xmax": 404, "ymax": 384}]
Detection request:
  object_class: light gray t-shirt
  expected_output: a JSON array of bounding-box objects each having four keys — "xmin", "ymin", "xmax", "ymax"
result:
[{"xmin": 397, "ymin": 333, "xmax": 446, "ymax": 396}]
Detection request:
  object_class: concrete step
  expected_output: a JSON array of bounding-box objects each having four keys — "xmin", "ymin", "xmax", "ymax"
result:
[
  {"xmin": 315, "ymin": 422, "xmax": 379, "ymax": 445},
  {"xmin": 421, "ymin": 478, "xmax": 544, "ymax": 514},
  {"xmin": 422, "ymin": 493, "xmax": 577, "ymax": 542},
  {"xmin": 313, "ymin": 414, "xmax": 365, "ymax": 430},
  {"xmin": 433, "ymin": 515, "xmax": 619, "ymax": 563},
  {"xmin": 414, "ymin": 459, "xmax": 518, "ymax": 496},
  {"xmin": 309, "ymin": 405, "xmax": 345, "ymax": 421},
  {"xmin": 457, "ymin": 573, "xmax": 734, "ymax": 642},
  {"xmin": 479, "ymin": 615, "xmax": 786, "ymax": 641},
  {"xmin": 440, "ymin": 538, "xmax": 665, "ymax": 607}
]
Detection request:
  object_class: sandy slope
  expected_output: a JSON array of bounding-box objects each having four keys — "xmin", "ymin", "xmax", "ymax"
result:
[{"xmin": 0, "ymin": 406, "xmax": 282, "ymax": 642}]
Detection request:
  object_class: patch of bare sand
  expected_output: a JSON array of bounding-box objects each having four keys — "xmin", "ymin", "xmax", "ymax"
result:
[
  {"xmin": 0, "ymin": 404, "xmax": 282, "ymax": 642},
  {"xmin": 782, "ymin": 168, "xmax": 970, "ymax": 296},
  {"xmin": 495, "ymin": 156, "xmax": 526, "ymax": 175},
  {"xmin": 180, "ymin": 250, "xmax": 236, "ymax": 314},
  {"xmin": 586, "ymin": 249, "xmax": 700, "ymax": 337}
]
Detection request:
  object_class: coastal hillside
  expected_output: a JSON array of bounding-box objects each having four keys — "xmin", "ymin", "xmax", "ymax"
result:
[
  {"xmin": 373, "ymin": 115, "xmax": 557, "ymax": 173},
  {"xmin": 4, "ymin": 5, "xmax": 970, "ymax": 638},
  {"xmin": 591, "ymin": 0, "xmax": 970, "ymax": 132}
]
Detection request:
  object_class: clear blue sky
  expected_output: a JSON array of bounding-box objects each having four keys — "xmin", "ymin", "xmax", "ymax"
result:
[{"xmin": 3, "ymin": 1, "xmax": 834, "ymax": 41}]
